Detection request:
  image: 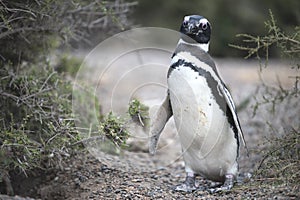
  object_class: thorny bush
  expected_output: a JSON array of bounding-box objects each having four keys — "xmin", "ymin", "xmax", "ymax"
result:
[{"xmin": 231, "ymin": 10, "xmax": 300, "ymax": 189}]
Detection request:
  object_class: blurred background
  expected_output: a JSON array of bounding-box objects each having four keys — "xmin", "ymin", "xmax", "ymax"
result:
[{"xmin": 131, "ymin": 0, "xmax": 299, "ymax": 57}]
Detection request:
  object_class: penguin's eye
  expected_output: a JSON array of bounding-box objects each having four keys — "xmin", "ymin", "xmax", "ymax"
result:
[
  {"xmin": 201, "ymin": 23, "xmax": 208, "ymax": 30},
  {"xmin": 183, "ymin": 21, "xmax": 188, "ymax": 27}
]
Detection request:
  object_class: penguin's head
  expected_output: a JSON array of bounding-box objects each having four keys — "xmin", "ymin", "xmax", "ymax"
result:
[{"xmin": 180, "ymin": 15, "xmax": 211, "ymax": 44}]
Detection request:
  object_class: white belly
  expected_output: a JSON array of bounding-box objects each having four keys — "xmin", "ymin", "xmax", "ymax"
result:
[{"xmin": 168, "ymin": 66, "xmax": 238, "ymax": 181}]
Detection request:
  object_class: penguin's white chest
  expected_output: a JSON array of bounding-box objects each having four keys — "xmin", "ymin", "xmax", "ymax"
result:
[
  {"xmin": 168, "ymin": 64, "xmax": 238, "ymax": 181},
  {"xmin": 168, "ymin": 65, "xmax": 223, "ymax": 147}
]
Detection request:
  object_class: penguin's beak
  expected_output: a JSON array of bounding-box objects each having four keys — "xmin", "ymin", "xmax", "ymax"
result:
[
  {"xmin": 187, "ymin": 24, "xmax": 201, "ymax": 34},
  {"xmin": 187, "ymin": 24, "xmax": 195, "ymax": 34}
]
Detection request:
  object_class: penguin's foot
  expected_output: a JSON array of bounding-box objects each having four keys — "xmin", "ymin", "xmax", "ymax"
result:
[
  {"xmin": 208, "ymin": 174, "xmax": 235, "ymax": 193},
  {"xmin": 174, "ymin": 174, "xmax": 197, "ymax": 193}
]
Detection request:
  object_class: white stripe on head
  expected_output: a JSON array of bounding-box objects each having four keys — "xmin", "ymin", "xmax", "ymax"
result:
[
  {"xmin": 184, "ymin": 16, "xmax": 191, "ymax": 22},
  {"xmin": 178, "ymin": 38, "xmax": 210, "ymax": 52},
  {"xmin": 199, "ymin": 18, "xmax": 209, "ymax": 25}
]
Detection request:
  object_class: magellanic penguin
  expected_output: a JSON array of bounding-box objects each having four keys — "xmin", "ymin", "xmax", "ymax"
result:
[{"xmin": 149, "ymin": 15, "xmax": 247, "ymax": 193}]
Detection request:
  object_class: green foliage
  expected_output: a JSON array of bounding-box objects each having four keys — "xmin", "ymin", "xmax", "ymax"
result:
[
  {"xmin": 0, "ymin": 65, "xmax": 80, "ymax": 175},
  {"xmin": 128, "ymin": 98, "xmax": 150, "ymax": 129},
  {"xmin": 73, "ymin": 98, "xmax": 148, "ymax": 152},
  {"xmin": 72, "ymin": 83, "xmax": 102, "ymax": 138},
  {"xmin": 55, "ymin": 54, "xmax": 82, "ymax": 77},
  {"xmin": 99, "ymin": 112, "xmax": 130, "ymax": 148},
  {"xmin": 72, "ymin": 107, "xmax": 129, "ymax": 154},
  {"xmin": 1, "ymin": 128, "xmax": 41, "ymax": 173},
  {"xmin": 0, "ymin": 0, "xmax": 136, "ymax": 195},
  {"xmin": 89, "ymin": 98, "xmax": 151, "ymax": 151}
]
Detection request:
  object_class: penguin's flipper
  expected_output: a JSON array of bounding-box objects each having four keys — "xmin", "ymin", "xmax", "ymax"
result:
[
  {"xmin": 149, "ymin": 92, "xmax": 173, "ymax": 155},
  {"xmin": 220, "ymin": 84, "xmax": 248, "ymax": 151}
]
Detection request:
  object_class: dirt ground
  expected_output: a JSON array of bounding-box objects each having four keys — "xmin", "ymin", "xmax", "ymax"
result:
[{"xmin": 1, "ymin": 57, "xmax": 299, "ymax": 199}]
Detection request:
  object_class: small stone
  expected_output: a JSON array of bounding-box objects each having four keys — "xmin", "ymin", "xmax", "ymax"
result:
[
  {"xmin": 92, "ymin": 190, "xmax": 98, "ymax": 194},
  {"xmin": 132, "ymin": 179, "xmax": 142, "ymax": 183},
  {"xmin": 151, "ymin": 175, "xmax": 158, "ymax": 180}
]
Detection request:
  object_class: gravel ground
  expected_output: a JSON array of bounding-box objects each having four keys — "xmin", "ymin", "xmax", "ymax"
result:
[{"xmin": 8, "ymin": 150, "xmax": 296, "ymax": 200}]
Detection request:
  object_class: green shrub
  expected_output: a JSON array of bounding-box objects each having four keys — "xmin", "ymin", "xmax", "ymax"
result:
[
  {"xmin": 0, "ymin": 0, "xmax": 136, "ymax": 195},
  {"xmin": 99, "ymin": 112, "xmax": 130, "ymax": 149},
  {"xmin": 55, "ymin": 54, "xmax": 83, "ymax": 77},
  {"xmin": 74, "ymin": 110, "xmax": 130, "ymax": 155},
  {"xmin": 128, "ymin": 98, "xmax": 150, "ymax": 130},
  {"xmin": 0, "ymin": 65, "xmax": 80, "ymax": 182}
]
